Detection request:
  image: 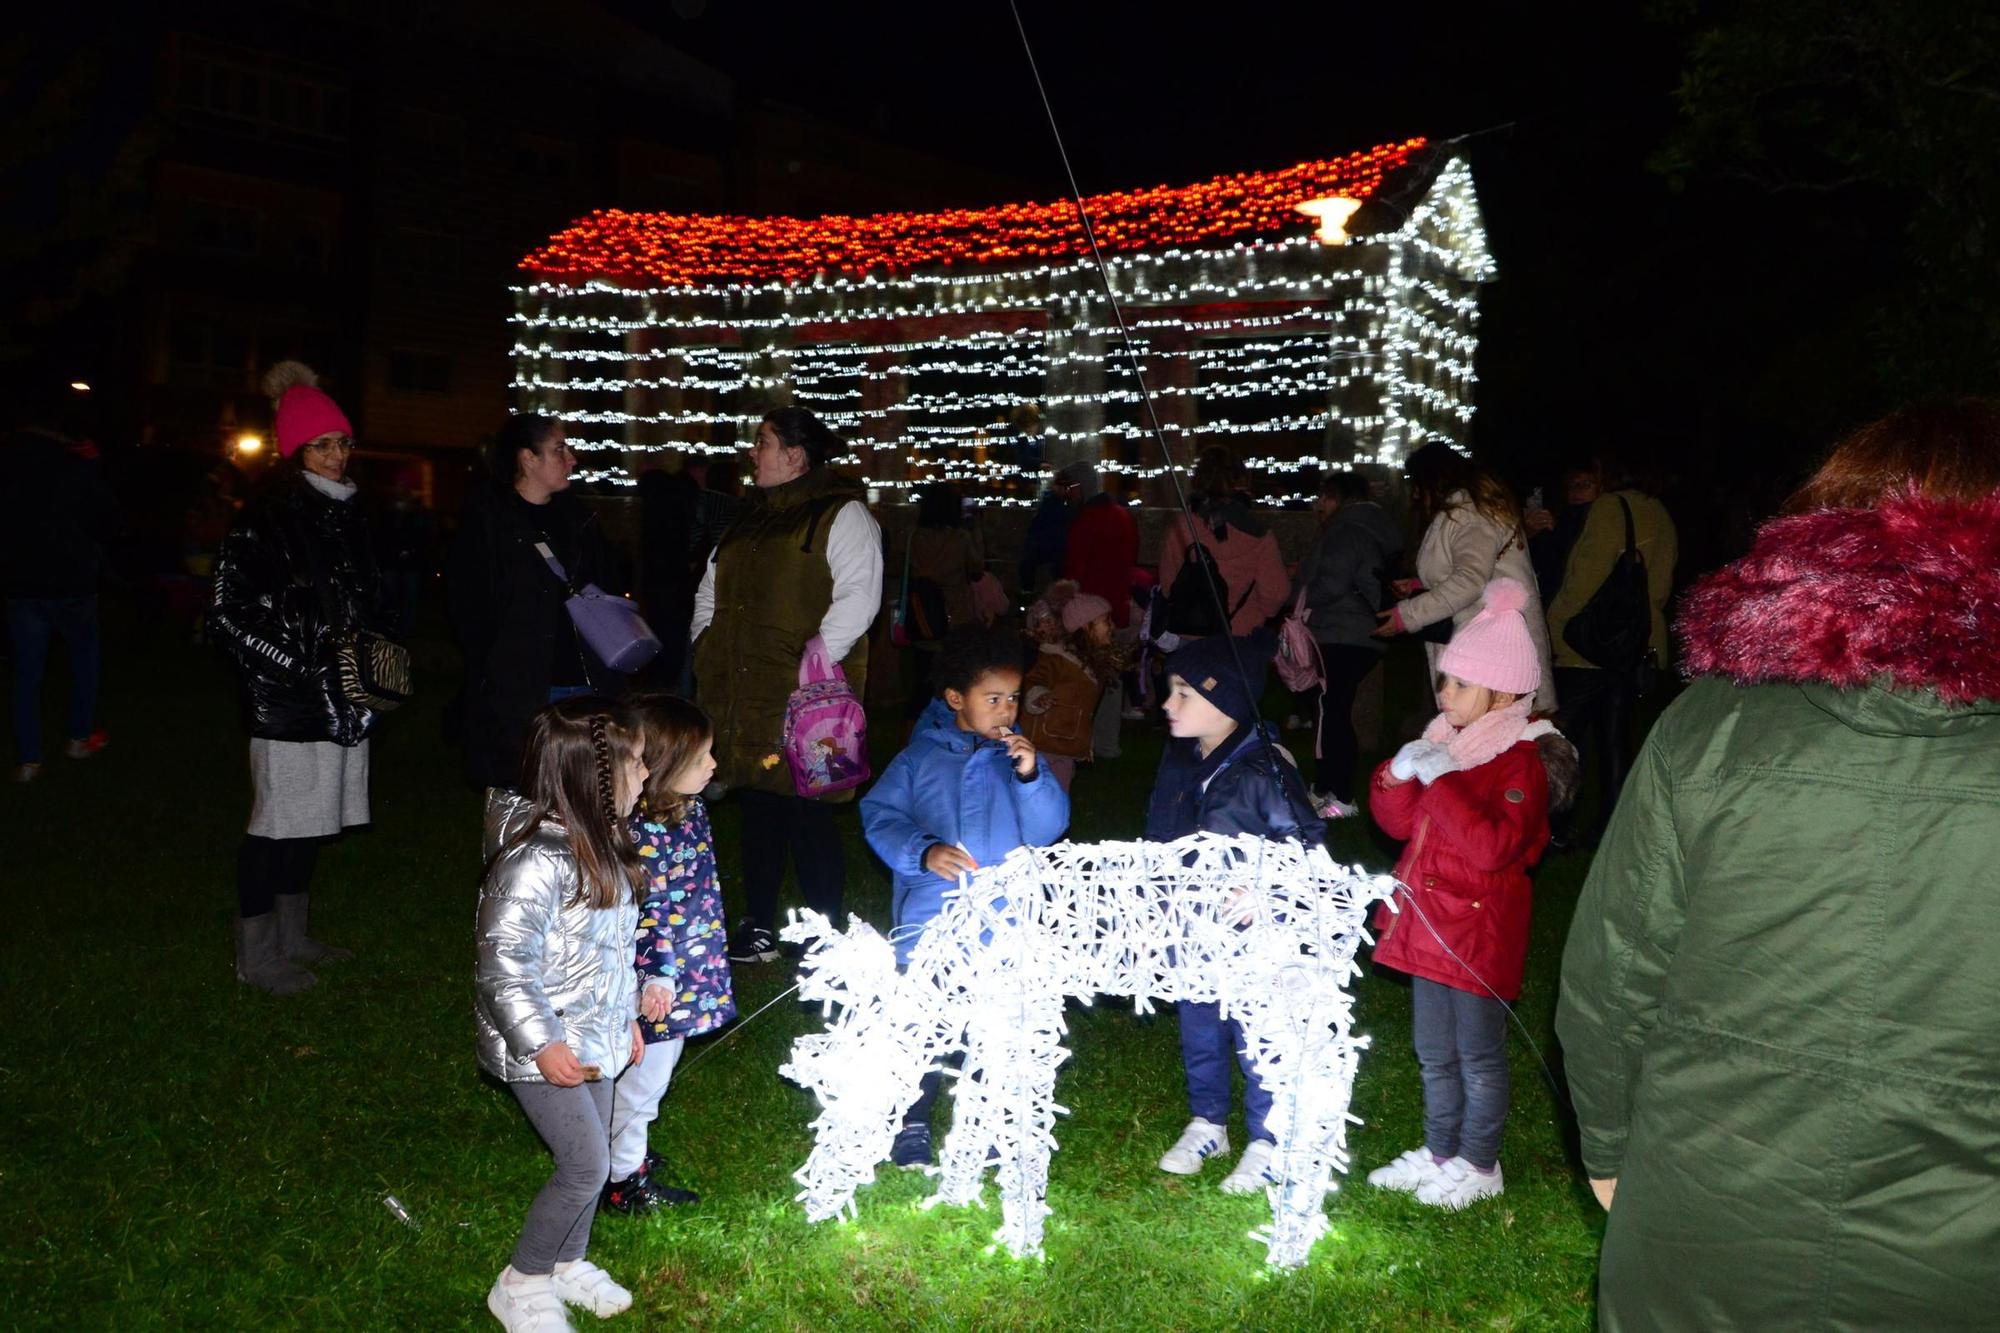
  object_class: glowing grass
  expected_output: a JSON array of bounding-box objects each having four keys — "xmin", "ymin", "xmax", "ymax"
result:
[{"xmin": 0, "ymin": 609, "xmax": 1619, "ymax": 1329}]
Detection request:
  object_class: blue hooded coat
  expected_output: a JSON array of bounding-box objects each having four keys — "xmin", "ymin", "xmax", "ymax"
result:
[{"xmin": 860, "ymin": 695, "xmax": 1071, "ymax": 963}]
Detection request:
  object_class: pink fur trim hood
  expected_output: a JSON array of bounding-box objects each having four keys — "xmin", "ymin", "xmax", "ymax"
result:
[{"xmin": 1676, "ymin": 490, "xmax": 2000, "ymax": 706}]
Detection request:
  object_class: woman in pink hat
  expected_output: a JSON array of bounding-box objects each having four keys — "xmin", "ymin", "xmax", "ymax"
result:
[
  {"xmin": 211, "ymin": 362, "xmax": 390, "ymax": 994},
  {"xmin": 1362, "ymin": 576, "xmax": 1569, "ymax": 1210}
]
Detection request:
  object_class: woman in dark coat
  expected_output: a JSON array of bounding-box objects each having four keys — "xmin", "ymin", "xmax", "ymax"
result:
[
  {"xmin": 1557, "ymin": 401, "xmax": 2000, "ymax": 1330},
  {"xmin": 449, "ymin": 414, "xmax": 620, "ymax": 800},
  {"xmin": 211, "ymin": 362, "xmax": 387, "ymax": 994}
]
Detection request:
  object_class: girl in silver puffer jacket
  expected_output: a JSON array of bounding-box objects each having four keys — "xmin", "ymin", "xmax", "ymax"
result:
[{"xmin": 474, "ymin": 697, "xmax": 649, "ymax": 1332}]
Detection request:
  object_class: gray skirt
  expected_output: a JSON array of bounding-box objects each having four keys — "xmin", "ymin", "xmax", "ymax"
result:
[{"xmin": 246, "ymin": 738, "xmax": 371, "ymax": 839}]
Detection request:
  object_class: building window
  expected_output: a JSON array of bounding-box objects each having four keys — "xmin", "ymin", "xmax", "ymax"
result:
[
  {"xmin": 388, "ymin": 349, "xmax": 452, "ymax": 394},
  {"xmin": 174, "ymin": 46, "xmax": 351, "ymax": 142}
]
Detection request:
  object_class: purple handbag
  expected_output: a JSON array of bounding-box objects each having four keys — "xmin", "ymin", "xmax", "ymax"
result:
[{"xmin": 536, "ymin": 543, "xmax": 663, "ymax": 673}]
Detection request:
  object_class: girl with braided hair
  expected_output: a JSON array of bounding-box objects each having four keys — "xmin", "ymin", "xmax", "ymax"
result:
[{"xmin": 475, "ymin": 697, "xmax": 651, "ymax": 1331}]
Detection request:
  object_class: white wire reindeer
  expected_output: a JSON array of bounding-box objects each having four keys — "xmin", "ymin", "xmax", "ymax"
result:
[{"xmin": 779, "ymin": 833, "xmax": 1397, "ymax": 1269}]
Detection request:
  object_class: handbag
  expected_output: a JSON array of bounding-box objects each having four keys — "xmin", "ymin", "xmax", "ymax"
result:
[
  {"xmin": 782, "ymin": 635, "xmax": 871, "ymax": 798},
  {"xmin": 1562, "ymin": 496, "xmax": 1651, "ymax": 673},
  {"xmin": 536, "ymin": 542, "xmax": 663, "ymax": 673},
  {"xmin": 334, "ymin": 630, "xmax": 412, "ymax": 712},
  {"xmin": 1164, "ymin": 538, "xmax": 1253, "ymax": 636}
]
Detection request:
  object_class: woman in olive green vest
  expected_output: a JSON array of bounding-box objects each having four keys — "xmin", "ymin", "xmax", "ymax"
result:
[{"xmin": 692, "ymin": 408, "xmax": 882, "ymax": 964}]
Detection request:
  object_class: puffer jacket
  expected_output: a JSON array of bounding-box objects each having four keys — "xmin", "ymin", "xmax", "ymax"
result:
[
  {"xmin": 1158, "ymin": 505, "xmax": 1291, "ymax": 637},
  {"xmin": 475, "ymin": 793, "xmax": 640, "ymax": 1083},
  {"xmin": 1145, "ymin": 722, "xmax": 1325, "ymax": 846},
  {"xmin": 1292, "ymin": 499, "xmax": 1403, "ymax": 650},
  {"xmin": 1366, "ymin": 740, "xmax": 1550, "ymax": 1003},
  {"xmin": 1557, "ymin": 491, "xmax": 2000, "ymax": 1331},
  {"xmin": 860, "ymin": 695, "xmax": 1070, "ymax": 965},
  {"xmin": 210, "ymin": 470, "xmax": 387, "ymax": 745}
]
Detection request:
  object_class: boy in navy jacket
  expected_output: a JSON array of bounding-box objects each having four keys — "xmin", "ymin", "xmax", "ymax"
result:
[
  {"xmin": 861, "ymin": 625, "xmax": 1070, "ymax": 1166},
  {"xmin": 1145, "ymin": 629, "xmax": 1324, "ymax": 1195}
]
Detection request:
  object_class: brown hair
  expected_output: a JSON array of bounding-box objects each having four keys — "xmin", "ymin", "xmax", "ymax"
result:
[
  {"xmin": 1786, "ymin": 399, "xmax": 2000, "ymax": 512},
  {"xmin": 628, "ymin": 692, "xmax": 714, "ymax": 826},
  {"xmin": 1405, "ymin": 441, "xmax": 1523, "ymax": 540},
  {"xmin": 510, "ymin": 697, "xmax": 644, "ymax": 910}
]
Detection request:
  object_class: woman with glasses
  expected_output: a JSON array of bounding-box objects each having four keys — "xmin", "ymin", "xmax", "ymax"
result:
[{"xmin": 211, "ymin": 361, "xmax": 389, "ymax": 994}]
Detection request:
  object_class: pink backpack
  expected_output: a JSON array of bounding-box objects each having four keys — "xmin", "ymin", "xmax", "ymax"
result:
[
  {"xmin": 782, "ymin": 635, "xmax": 871, "ymax": 798},
  {"xmin": 1275, "ymin": 588, "xmax": 1325, "ymax": 692}
]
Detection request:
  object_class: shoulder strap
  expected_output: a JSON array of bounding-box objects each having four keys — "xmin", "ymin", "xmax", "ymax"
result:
[
  {"xmin": 534, "ymin": 540, "xmax": 572, "ymax": 589},
  {"xmin": 1616, "ymin": 495, "xmax": 1637, "ymax": 557},
  {"xmin": 798, "ymin": 494, "xmax": 848, "ymax": 554}
]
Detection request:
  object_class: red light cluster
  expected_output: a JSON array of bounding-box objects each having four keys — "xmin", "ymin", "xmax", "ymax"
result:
[{"xmin": 520, "ymin": 139, "xmax": 1427, "ymax": 287}]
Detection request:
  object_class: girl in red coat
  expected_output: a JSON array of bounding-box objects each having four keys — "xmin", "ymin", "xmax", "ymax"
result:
[{"xmin": 1365, "ymin": 577, "xmax": 1553, "ymax": 1209}]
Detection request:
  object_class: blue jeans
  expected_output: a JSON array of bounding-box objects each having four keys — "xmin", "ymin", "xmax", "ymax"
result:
[
  {"xmin": 1410, "ymin": 976, "xmax": 1510, "ymax": 1170},
  {"xmin": 7, "ymin": 596, "xmax": 100, "ymax": 764},
  {"xmin": 1177, "ymin": 1000, "xmax": 1273, "ymax": 1143}
]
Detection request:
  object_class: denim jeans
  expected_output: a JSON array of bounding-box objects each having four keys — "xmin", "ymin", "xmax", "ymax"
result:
[
  {"xmin": 1410, "ymin": 976, "xmax": 1510, "ymax": 1170},
  {"xmin": 7, "ymin": 595, "xmax": 100, "ymax": 764},
  {"xmin": 1177, "ymin": 1000, "xmax": 1274, "ymax": 1143}
]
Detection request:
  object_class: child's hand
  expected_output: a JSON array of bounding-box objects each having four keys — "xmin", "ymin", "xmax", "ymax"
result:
[
  {"xmin": 1388, "ymin": 740, "xmax": 1435, "ymax": 782},
  {"xmin": 1390, "ymin": 577, "xmax": 1424, "ymax": 597},
  {"xmin": 640, "ymin": 984, "xmax": 671, "ymax": 1023},
  {"xmin": 534, "ymin": 1041, "xmax": 588, "ymax": 1087},
  {"xmin": 629, "ymin": 1021, "xmax": 645, "ymax": 1069},
  {"xmin": 1002, "ymin": 733, "xmax": 1039, "ymax": 778},
  {"xmin": 924, "ymin": 843, "xmax": 980, "ymax": 881}
]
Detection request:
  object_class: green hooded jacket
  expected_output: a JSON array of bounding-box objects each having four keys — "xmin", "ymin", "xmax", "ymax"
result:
[{"xmin": 1557, "ymin": 492, "xmax": 2000, "ymax": 1330}]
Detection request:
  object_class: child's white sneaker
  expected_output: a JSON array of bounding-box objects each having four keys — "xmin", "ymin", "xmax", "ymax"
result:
[
  {"xmin": 1218, "ymin": 1138, "xmax": 1277, "ymax": 1195},
  {"xmin": 487, "ymin": 1266, "xmax": 576, "ymax": 1332},
  {"xmin": 550, "ymin": 1258, "xmax": 632, "ymax": 1317},
  {"xmin": 1157, "ymin": 1117, "xmax": 1230, "ymax": 1175},
  {"xmin": 1415, "ymin": 1156, "xmax": 1504, "ymax": 1209},
  {"xmin": 1366, "ymin": 1147, "xmax": 1444, "ymax": 1193}
]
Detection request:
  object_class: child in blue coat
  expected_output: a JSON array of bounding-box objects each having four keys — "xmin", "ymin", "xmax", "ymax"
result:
[
  {"xmin": 861, "ymin": 624, "xmax": 1070, "ymax": 1167},
  {"xmin": 1145, "ymin": 629, "xmax": 1325, "ymax": 1195}
]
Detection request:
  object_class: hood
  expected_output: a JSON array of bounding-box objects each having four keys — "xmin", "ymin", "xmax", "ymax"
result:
[
  {"xmin": 1677, "ymin": 491, "xmax": 2000, "ymax": 730},
  {"xmin": 1336, "ymin": 499, "xmax": 1404, "ymax": 555},
  {"xmin": 911, "ymin": 693, "xmax": 1012, "ymax": 755}
]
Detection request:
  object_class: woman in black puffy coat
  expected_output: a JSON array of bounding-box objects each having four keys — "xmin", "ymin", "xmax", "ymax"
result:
[{"xmin": 211, "ymin": 362, "xmax": 389, "ymax": 994}]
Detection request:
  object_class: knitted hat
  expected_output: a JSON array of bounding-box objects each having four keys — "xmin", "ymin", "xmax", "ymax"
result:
[
  {"xmin": 1166, "ymin": 627, "xmax": 1276, "ymax": 728},
  {"xmin": 1438, "ymin": 577, "xmax": 1541, "ymax": 695},
  {"xmin": 265, "ymin": 361, "xmax": 352, "ymax": 457},
  {"xmin": 1061, "ymin": 591, "xmax": 1112, "ymax": 634}
]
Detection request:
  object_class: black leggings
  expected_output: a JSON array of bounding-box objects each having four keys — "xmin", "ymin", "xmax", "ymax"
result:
[
  {"xmin": 236, "ymin": 835, "xmax": 322, "ymax": 917},
  {"xmin": 1314, "ymin": 645, "xmax": 1385, "ymax": 802},
  {"xmin": 1555, "ymin": 665, "xmax": 1636, "ymax": 839},
  {"xmin": 736, "ymin": 789, "xmax": 845, "ymax": 932}
]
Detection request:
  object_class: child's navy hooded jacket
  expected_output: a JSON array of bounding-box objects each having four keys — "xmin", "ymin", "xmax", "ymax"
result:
[
  {"xmin": 861, "ymin": 695, "xmax": 1071, "ymax": 963},
  {"xmin": 1145, "ymin": 722, "xmax": 1325, "ymax": 845}
]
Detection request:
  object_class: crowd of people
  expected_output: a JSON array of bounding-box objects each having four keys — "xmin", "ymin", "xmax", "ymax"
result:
[{"xmin": 9, "ymin": 362, "xmax": 1995, "ymax": 1330}]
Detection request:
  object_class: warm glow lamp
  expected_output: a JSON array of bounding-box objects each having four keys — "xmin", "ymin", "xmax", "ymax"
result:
[{"xmin": 1294, "ymin": 196, "xmax": 1362, "ymax": 244}]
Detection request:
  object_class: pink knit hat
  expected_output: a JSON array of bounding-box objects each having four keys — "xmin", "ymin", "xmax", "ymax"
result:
[
  {"xmin": 1061, "ymin": 591, "xmax": 1112, "ymax": 634},
  {"xmin": 1438, "ymin": 577, "xmax": 1541, "ymax": 695},
  {"xmin": 265, "ymin": 361, "xmax": 352, "ymax": 457}
]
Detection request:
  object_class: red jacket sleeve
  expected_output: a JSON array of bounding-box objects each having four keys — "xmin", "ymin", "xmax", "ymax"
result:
[
  {"xmin": 1423, "ymin": 748, "xmax": 1548, "ymax": 874},
  {"xmin": 1367, "ymin": 759, "xmax": 1423, "ymax": 839}
]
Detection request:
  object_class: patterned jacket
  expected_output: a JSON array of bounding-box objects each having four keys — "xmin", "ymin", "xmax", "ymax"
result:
[{"xmin": 630, "ymin": 797, "xmax": 736, "ymax": 1042}]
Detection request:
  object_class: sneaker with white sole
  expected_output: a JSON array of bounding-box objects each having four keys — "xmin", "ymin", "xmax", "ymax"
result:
[
  {"xmin": 1219, "ymin": 1138, "xmax": 1277, "ymax": 1195},
  {"xmin": 487, "ymin": 1267, "xmax": 576, "ymax": 1332},
  {"xmin": 550, "ymin": 1258, "xmax": 632, "ymax": 1317},
  {"xmin": 1157, "ymin": 1117, "xmax": 1230, "ymax": 1175},
  {"xmin": 1415, "ymin": 1156, "xmax": 1504, "ymax": 1209},
  {"xmin": 1366, "ymin": 1147, "xmax": 1445, "ymax": 1193}
]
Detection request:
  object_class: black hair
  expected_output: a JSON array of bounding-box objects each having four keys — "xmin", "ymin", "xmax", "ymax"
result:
[
  {"xmin": 915, "ymin": 481, "xmax": 965, "ymax": 529},
  {"xmin": 936, "ymin": 624, "xmax": 1027, "ymax": 697},
  {"xmin": 761, "ymin": 406, "xmax": 845, "ymax": 468},
  {"xmin": 1318, "ymin": 470, "xmax": 1371, "ymax": 503},
  {"xmin": 489, "ymin": 413, "xmax": 562, "ymax": 487}
]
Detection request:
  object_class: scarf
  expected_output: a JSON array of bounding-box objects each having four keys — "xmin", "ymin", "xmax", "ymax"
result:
[
  {"xmin": 1422, "ymin": 697, "xmax": 1534, "ymax": 771},
  {"xmin": 303, "ymin": 471, "xmax": 359, "ymax": 502}
]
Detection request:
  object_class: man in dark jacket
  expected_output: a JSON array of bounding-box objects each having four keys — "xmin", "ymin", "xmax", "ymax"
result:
[
  {"xmin": 1018, "ymin": 463, "xmax": 1083, "ymax": 595},
  {"xmin": 5, "ymin": 409, "xmax": 114, "ymax": 782},
  {"xmin": 1290, "ymin": 471, "xmax": 1403, "ymax": 805}
]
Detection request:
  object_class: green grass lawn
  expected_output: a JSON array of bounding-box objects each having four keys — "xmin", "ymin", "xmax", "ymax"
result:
[{"xmin": 1, "ymin": 610, "xmax": 1609, "ymax": 1330}]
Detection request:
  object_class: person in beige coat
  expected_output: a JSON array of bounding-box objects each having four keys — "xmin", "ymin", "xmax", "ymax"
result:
[{"xmin": 1377, "ymin": 443, "xmax": 1557, "ymax": 714}]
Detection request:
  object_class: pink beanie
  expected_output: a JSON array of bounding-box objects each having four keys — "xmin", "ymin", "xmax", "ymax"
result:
[
  {"xmin": 1438, "ymin": 577, "xmax": 1541, "ymax": 695},
  {"xmin": 275, "ymin": 384, "xmax": 353, "ymax": 456},
  {"xmin": 1061, "ymin": 591, "xmax": 1112, "ymax": 634}
]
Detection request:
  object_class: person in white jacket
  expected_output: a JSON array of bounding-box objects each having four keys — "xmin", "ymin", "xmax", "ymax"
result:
[{"xmin": 1375, "ymin": 443, "xmax": 1557, "ymax": 715}]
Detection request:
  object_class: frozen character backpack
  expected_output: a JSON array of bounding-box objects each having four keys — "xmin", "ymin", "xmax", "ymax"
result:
[{"xmin": 782, "ymin": 635, "xmax": 871, "ymax": 798}]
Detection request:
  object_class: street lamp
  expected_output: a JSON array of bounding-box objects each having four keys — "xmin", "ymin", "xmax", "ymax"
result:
[{"xmin": 236, "ymin": 433, "xmax": 265, "ymax": 456}]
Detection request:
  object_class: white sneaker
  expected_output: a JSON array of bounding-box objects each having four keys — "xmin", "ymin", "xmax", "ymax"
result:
[
  {"xmin": 1415, "ymin": 1156, "xmax": 1505, "ymax": 1209},
  {"xmin": 1158, "ymin": 1117, "xmax": 1230, "ymax": 1175},
  {"xmin": 551, "ymin": 1258, "xmax": 632, "ymax": 1317},
  {"xmin": 487, "ymin": 1267, "xmax": 576, "ymax": 1332},
  {"xmin": 1366, "ymin": 1147, "xmax": 1445, "ymax": 1193},
  {"xmin": 1219, "ymin": 1138, "xmax": 1276, "ymax": 1195}
]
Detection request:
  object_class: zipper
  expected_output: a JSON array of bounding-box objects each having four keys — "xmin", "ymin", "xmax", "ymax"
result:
[{"xmin": 1379, "ymin": 813, "xmax": 1429, "ymax": 948}]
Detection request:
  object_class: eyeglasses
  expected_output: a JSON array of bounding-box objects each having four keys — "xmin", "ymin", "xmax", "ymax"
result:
[{"xmin": 306, "ymin": 435, "xmax": 355, "ymax": 455}]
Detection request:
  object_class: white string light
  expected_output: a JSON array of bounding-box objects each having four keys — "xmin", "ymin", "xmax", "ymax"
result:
[{"xmin": 778, "ymin": 833, "xmax": 1397, "ymax": 1269}]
